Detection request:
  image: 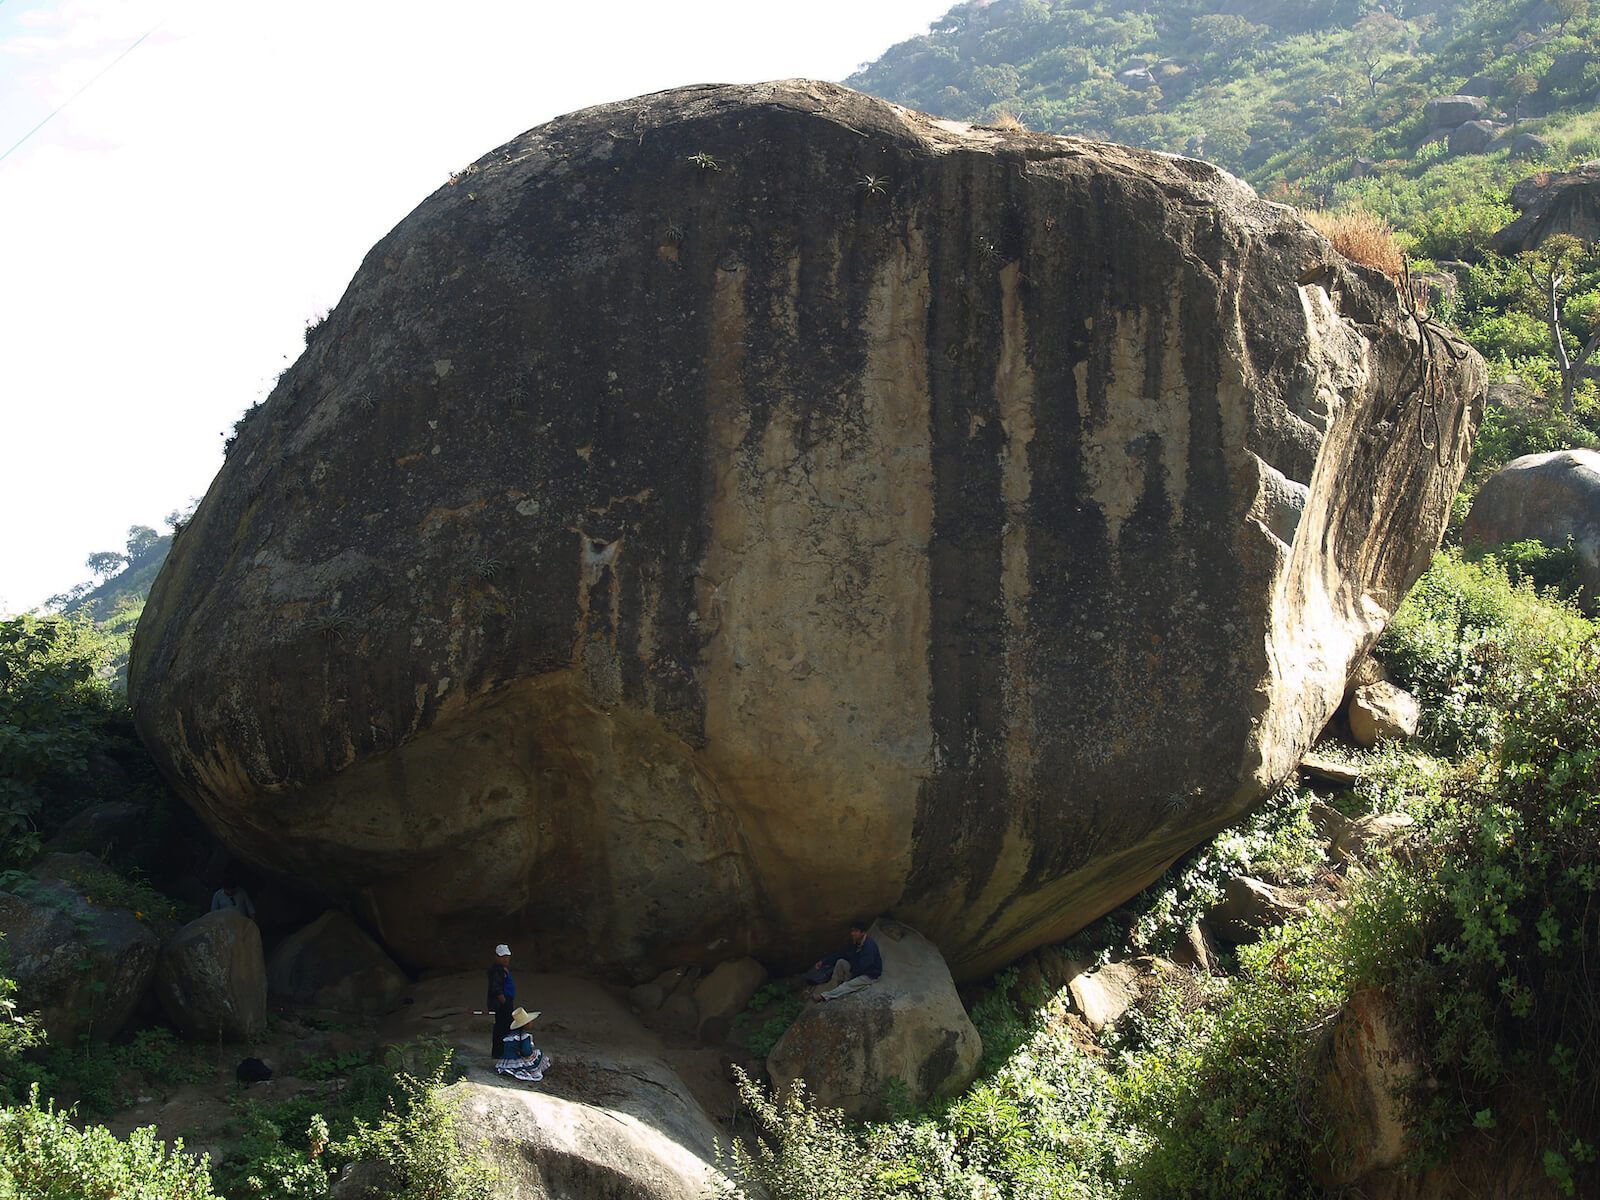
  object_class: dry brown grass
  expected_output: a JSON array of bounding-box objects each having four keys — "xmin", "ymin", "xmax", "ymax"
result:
[
  {"xmin": 1302, "ymin": 207, "xmax": 1405, "ymax": 282},
  {"xmin": 984, "ymin": 109, "xmax": 1027, "ymax": 131}
]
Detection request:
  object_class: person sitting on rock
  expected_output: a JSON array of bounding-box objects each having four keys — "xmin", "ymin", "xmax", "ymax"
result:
[
  {"xmin": 494, "ymin": 1007, "xmax": 551, "ymax": 1083},
  {"xmin": 209, "ymin": 878, "xmax": 256, "ymax": 919},
  {"xmin": 487, "ymin": 943, "xmax": 516, "ymax": 1059},
  {"xmin": 805, "ymin": 918, "xmax": 882, "ymax": 1001}
]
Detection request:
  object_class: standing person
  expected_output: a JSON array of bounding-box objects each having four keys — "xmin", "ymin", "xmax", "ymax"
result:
[
  {"xmin": 804, "ymin": 919, "xmax": 883, "ymax": 1001},
  {"xmin": 486, "ymin": 943, "xmax": 515, "ymax": 1059}
]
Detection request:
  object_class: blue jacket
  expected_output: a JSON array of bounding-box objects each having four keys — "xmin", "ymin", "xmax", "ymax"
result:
[{"xmin": 824, "ymin": 936, "xmax": 883, "ymax": 979}]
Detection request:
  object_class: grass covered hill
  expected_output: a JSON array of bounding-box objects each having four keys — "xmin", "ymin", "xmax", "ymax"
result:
[{"xmin": 850, "ymin": 0, "xmax": 1600, "ymax": 190}]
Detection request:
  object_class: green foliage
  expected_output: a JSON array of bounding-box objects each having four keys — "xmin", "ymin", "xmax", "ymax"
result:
[
  {"xmin": 1378, "ymin": 550, "xmax": 1592, "ymax": 752},
  {"xmin": 1117, "ymin": 917, "xmax": 1345, "ymax": 1198},
  {"xmin": 214, "ymin": 1039, "xmax": 486, "ymax": 1200},
  {"xmin": 23, "ymin": 1029, "xmax": 209, "ymax": 1117},
  {"xmin": 1470, "ymin": 537, "xmax": 1589, "ymax": 601},
  {"xmin": 330, "ymin": 1060, "xmax": 495, "ymax": 1200},
  {"xmin": 0, "ymin": 616, "xmax": 118, "ymax": 869},
  {"xmin": 0, "ymin": 950, "xmax": 42, "ymax": 1108},
  {"xmin": 0, "ymin": 1084, "xmax": 220, "ymax": 1200},
  {"xmin": 736, "ymin": 982, "xmax": 807, "ymax": 1057}
]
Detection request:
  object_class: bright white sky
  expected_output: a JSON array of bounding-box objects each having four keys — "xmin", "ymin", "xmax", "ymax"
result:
[{"xmin": 0, "ymin": 0, "xmax": 950, "ymax": 615}]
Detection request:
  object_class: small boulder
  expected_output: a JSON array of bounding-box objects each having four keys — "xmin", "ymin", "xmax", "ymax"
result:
[
  {"xmin": 155, "ymin": 909, "xmax": 267, "ymax": 1042},
  {"xmin": 1119, "ymin": 68, "xmax": 1156, "ymax": 89},
  {"xmin": 1510, "ymin": 132, "xmax": 1551, "ymax": 159},
  {"xmin": 767, "ymin": 921, "xmax": 981, "ymax": 1120},
  {"xmin": 451, "ymin": 1045, "xmax": 727, "ymax": 1199},
  {"xmin": 692, "ymin": 957, "xmax": 767, "ymax": 1043},
  {"xmin": 0, "ymin": 855, "xmax": 160, "ymax": 1043},
  {"xmin": 1171, "ymin": 923, "xmax": 1219, "ymax": 975},
  {"xmin": 1496, "ymin": 164, "xmax": 1600, "ymax": 253},
  {"xmin": 1449, "ymin": 119, "xmax": 1503, "ymax": 155},
  {"xmin": 1426, "ymin": 94, "xmax": 1488, "ymax": 128},
  {"xmin": 266, "ymin": 911, "xmax": 408, "ymax": 1014},
  {"xmin": 1207, "ymin": 876, "xmax": 1307, "ymax": 945},
  {"xmin": 1300, "ymin": 753, "xmax": 1365, "ymax": 788},
  {"xmin": 658, "ymin": 992, "xmax": 699, "ymax": 1035},
  {"xmin": 1348, "ymin": 681, "xmax": 1421, "ymax": 746},
  {"xmin": 1331, "ymin": 813, "xmax": 1417, "ymax": 864},
  {"xmin": 1067, "ymin": 960, "xmax": 1145, "ymax": 1032},
  {"xmin": 330, "ymin": 1159, "xmax": 401, "ymax": 1200}
]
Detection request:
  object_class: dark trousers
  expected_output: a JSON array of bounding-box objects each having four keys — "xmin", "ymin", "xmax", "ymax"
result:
[{"xmin": 491, "ymin": 1007, "xmax": 512, "ymax": 1059}]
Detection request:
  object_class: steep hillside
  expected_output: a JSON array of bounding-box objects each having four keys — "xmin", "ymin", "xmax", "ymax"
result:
[{"xmin": 851, "ymin": 0, "xmax": 1600, "ymax": 191}]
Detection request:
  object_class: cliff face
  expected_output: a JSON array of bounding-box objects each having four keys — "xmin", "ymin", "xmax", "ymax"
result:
[{"xmin": 130, "ymin": 81, "xmax": 1482, "ymax": 978}]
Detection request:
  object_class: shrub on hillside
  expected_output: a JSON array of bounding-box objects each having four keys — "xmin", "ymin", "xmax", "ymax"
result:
[{"xmin": 0, "ymin": 617, "xmax": 119, "ymax": 869}]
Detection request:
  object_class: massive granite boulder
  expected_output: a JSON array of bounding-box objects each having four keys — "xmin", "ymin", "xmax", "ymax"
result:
[{"xmin": 129, "ymin": 81, "xmax": 1482, "ymax": 979}]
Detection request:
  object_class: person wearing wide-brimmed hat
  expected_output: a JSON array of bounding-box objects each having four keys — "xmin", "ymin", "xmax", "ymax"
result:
[
  {"xmin": 494, "ymin": 1006, "xmax": 551, "ymax": 1082},
  {"xmin": 487, "ymin": 943, "xmax": 516, "ymax": 1059}
]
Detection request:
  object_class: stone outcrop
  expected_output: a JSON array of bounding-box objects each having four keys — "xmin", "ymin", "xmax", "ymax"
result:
[
  {"xmin": 1425, "ymin": 95, "xmax": 1488, "ymax": 128},
  {"xmin": 1463, "ymin": 448, "xmax": 1600, "ymax": 611},
  {"xmin": 1494, "ymin": 164, "xmax": 1600, "ymax": 254},
  {"xmin": 450, "ymin": 1050, "xmax": 726, "ymax": 1200},
  {"xmin": 1448, "ymin": 119, "xmax": 1503, "ymax": 156},
  {"xmin": 1348, "ymin": 680, "xmax": 1420, "ymax": 746},
  {"xmin": 1318, "ymin": 988, "xmax": 1414, "ymax": 1187},
  {"xmin": 692, "ymin": 957, "xmax": 766, "ymax": 1042},
  {"xmin": 266, "ymin": 911, "xmax": 408, "ymax": 1013},
  {"xmin": 767, "ymin": 921, "xmax": 981, "ymax": 1119},
  {"xmin": 155, "ymin": 909, "xmax": 268, "ymax": 1042},
  {"xmin": 1206, "ymin": 875, "xmax": 1307, "ymax": 944},
  {"xmin": 0, "ymin": 853, "xmax": 160, "ymax": 1043},
  {"xmin": 129, "ymin": 80, "xmax": 1482, "ymax": 979}
]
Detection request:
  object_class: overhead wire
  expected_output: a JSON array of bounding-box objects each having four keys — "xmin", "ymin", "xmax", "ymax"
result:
[{"xmin": 0, "ymin": 21, "xmax": 164, "ymax": 167}]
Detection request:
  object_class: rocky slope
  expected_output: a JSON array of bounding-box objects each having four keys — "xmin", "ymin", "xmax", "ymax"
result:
[{"xmin": 129, "ymin": 80, "xmax": 1482, "ymax": 979}]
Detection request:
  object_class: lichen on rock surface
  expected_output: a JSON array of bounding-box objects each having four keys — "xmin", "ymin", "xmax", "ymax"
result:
[{"xmin": 129, "ymin": 81, "xmax": 1482, "ymax": 979}]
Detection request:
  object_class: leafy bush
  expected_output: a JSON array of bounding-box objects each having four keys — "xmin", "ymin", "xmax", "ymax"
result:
[
  {"xmin": 1379, "ymin": 551, "xmax": 1591, "ymax": 751},
  {"xmin": 735, "ymin": 983, "xmax": 806, "ymax": 1057},
  {"xmin": 1471, "ymin": 537, "xmax": 1589, "ymax": 601},
  {"xmin": 1118, "ymin": 916, "xmax": 1345, "ymax": 1199},
  {"xmin": 0, "ymin": 617, "xmax": 118, "ymax": 869},
  {"xmin": 0, "ymin": 1085, "xmax": 220, "ymax": 1200}
]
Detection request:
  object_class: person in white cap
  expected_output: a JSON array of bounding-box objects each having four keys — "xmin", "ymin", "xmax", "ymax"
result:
[{"xmin": 487, "ymin": 943, "xmax": 515, "ymax": 1059}]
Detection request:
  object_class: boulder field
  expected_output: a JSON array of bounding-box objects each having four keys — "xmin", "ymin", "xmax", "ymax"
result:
[{"xmin": 129, "ymin": 80, "xmax": 1482, "ymax": 979}]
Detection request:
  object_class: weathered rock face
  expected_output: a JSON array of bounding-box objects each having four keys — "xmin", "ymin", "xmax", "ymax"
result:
[
  {"xmin": 266, "ymin": 911, "xmax": 409, "ymax": 1013},
  {"xmin": 129, "ymin": 81, "xmax": 1481, "ymax": 979},
  {"xmin": 1494, "ymin": 164, "xmax": 1600, "ymax": 254},
  {"xmin": 155, "ymin": 909, "xmax": 268, "ymax": 1042},
  {"xmin": 0, "ymin": 854, "xmax": 161, "ymax": 1043},
  {"xmin": 1463, "ymin": 449, "xmax": 1600, "ymax": 611},
  {"xmin": 767, "ymin": 920, "xmax": 981, "ymax": 1120}
]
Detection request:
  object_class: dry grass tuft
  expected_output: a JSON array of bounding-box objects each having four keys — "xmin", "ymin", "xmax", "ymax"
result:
[
  {"xmin": 985, "ymin": 109, "xmax": 1027, "ymax": 131},
  {"xmin": 1302, "ymin": 207, "xmax": 1405, "ymax": 282}
]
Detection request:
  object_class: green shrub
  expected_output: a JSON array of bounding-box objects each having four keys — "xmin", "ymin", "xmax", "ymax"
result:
[
  {"xmin": 0, "ymin": 1085, "xmax": 220, "ymax": 1200},
  {"xmin": 0, "ymin": 616, "xmax": 119, "ymax": 869},
  {"xmin": 1471, "ymin": 537, "xmax": 1588, "ymax": 600},
  {"xmin": 735, "ymin": 983, "xmax": 806, "ymax": 1057},
  {"xmin": 1118, "ymin": 915, "xmax": 1345, "ymax": 1199}
]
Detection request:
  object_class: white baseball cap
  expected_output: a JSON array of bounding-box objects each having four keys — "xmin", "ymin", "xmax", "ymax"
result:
[{"xmin": 494, "ymin": 944, "xmax": 511, "ymax": 957}]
